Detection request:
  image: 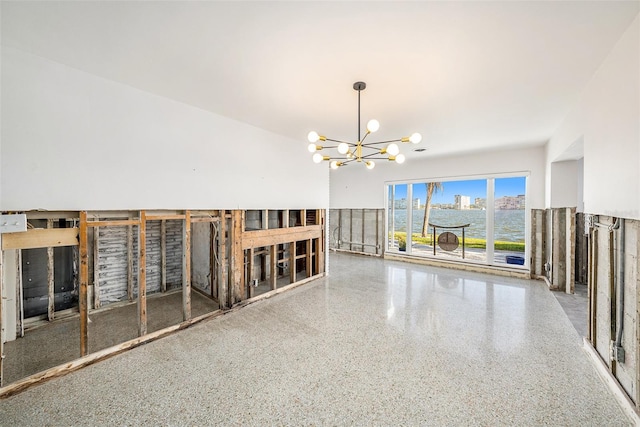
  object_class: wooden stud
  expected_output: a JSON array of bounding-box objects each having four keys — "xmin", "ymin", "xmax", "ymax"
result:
[
  {"xmin": 93, "ymin": 226, "xmax": 100, "ymax": 309},
  {"xmin": 230, "ymin": 210, "xmax": 245, "ymax": 304},
  {"xmin": 160, "ymin": 220, "xmax": 167, "ymax": 293},
  {"xmin": 248, "ymin": 248, "xmax": 255, "ymax": 298},
  {"xmin": 16, "ymin": 250, "xmax": 24, "ymax": 338},
  {"xmin": 270, "ymin": 244, "xmax": 277, "ymax": 290},
  {"xmin": 127, "ymin": 224, "xmax": 134, "ymax": 301},
  {"xmin": 289, "ymin": 241, "xmax": 296, "ymax": 284},
  {"xmin": 218, "ymin": 211, "xmax": 228, "ymax": 309},
  {"xmin": 306, "ymin": 239, "xmax": 312, "ymax": 278},
  {"xmin": 138, "ymin": 211, "xmax": 147, "ymax": 337},
  {"xmin": 182, "ymin": 210, "xmax": 192, "ymax": 321},
  {"xmin": 210, "ymin": 222, "xmax": 216, "ymax": 299},
  {"xmin": 301, "ymin": 209, "xmax": 306, "ymax": 227},
  {"xmin": 79, "ymin": 211, "xmax": 89, "ymax": 357},
  {"xmin": 47, "ymin": 219, "xmax": 55, "ymax": 321}
]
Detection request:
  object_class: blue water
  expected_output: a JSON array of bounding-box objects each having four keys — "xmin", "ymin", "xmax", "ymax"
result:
[{"xmin": 391, "ymin": 209, "xmax": 525, "ymax": 242}]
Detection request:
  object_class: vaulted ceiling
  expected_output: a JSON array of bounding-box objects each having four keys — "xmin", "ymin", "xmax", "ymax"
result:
[{"xmin": 2, "ymin": 1, "xmax": 638, "ymax": 159}]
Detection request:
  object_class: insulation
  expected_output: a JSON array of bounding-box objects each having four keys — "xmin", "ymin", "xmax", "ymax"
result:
[
  {"xmin": 165, "ymin": 220, "xmax": 183, "ymax": 289},
  {"xmin": 96, "ymin": 226, "xmax": 135, "ymax": 304},
  {"xmin": 95, "ymin": 220, "xmax": 182, "ymax": 306}
]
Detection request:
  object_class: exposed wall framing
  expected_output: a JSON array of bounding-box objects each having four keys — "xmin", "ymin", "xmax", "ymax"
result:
[
  {"xmin": 0, "ymin": 208, "xmax": 326, "ymax": 395},
  {"xmin": 585, "ymin": 216, "xmax": 639, "ymax": 411},
  {"xmin": 328, "ymin": 208, "xmax": 384, "ymax": 256}
]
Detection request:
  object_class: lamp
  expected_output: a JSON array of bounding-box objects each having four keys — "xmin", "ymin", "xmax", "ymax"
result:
[{"xmin": 307, "ymin": 81, "xmax": 422, "ymax": 169}]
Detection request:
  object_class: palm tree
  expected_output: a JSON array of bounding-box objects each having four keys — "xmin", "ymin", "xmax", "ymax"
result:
[{"xmin": 421, "ymin": 182, "xmax": 443, "ymax": 237}]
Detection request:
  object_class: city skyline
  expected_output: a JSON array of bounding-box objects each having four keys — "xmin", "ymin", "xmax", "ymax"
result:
[{"xmin": 391, "ymin": 177, "xmax": 526, "ymax": 205}]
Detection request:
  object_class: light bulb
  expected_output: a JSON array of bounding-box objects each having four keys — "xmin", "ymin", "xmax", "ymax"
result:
[
  {"xmin": 367, "ymin": 119, "xmax": 380, "ymax": 133},
  {"xmin": 387, "ymin": 143, "xmax": 400, "ymax": 156},
  {"xmin": 313, "ymin": 153, "xmax": 324, "ymax": 163},
  {"xmin": 308, "ymin": 143, "xmax": 317, "ymax": 153},
  {"xmin": 409, "ymin": 132, "xmax": 422, "ymax": 144},
  {"xmin": 308, "ymin": 131, "xmax": 320, "ymax": 143},
  {"xmin": 330, "ymin": 161, "xmax": 339, "ymax": 169},
  {"xmin": 365, "ymin": 161, "xmax": 376, "ymax": 170},
  {"xmin": 337, "ymin": 143, "xmax": 349, "ymax": 154},
  {"xmin": 395, "ymin": 154, "xmax": 406, "ymax": 164}
]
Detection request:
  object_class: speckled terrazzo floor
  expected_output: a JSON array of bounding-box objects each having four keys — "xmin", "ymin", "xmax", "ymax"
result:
[{"xmin": 0, "ymin": 252, "xmax": 631, "ymax": 426}]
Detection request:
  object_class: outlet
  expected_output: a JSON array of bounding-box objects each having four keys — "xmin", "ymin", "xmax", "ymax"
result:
[
  {"xmin": 0, "ymin": 214, "xmax": 27, "ymax": 234},
  {"xmin": 614, "ymin": 346, "xmax": 626, "ymax": 363}
]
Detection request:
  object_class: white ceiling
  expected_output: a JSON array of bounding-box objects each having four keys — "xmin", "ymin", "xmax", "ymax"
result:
[{"xmin": 2, "ymin": 1, "xmax": 639, "ymax": 158}]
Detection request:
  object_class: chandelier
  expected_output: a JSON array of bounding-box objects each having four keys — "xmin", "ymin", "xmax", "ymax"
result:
[{"xmin": 307, "ymin": 81, "xmax": 422, "ymax": 170}]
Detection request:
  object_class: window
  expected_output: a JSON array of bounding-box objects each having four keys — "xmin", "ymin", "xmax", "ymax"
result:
[{"xmin": 385, "ymin": 174, "xmax": 528, "ymax": 268}]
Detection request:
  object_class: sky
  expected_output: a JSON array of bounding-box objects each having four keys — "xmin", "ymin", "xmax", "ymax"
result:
[{"xmin": 392, "ymin": 177, "xmax": 526, "ymax": 204}]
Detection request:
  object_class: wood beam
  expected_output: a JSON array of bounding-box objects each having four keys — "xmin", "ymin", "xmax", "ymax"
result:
[
  {"xmin": 231, "ymin": 210, "xmax": 245, "ymax": 304},
  {"xmin": 79, "ymin": 211, "xmax": 89, "ymax": 356},
  {"xmin": 241, "ymin": 225, "xmax": 322, "ymax": 249},
  {"xmin": 138, "ymin": 211, "xmax": 147, "ymax": 337},
  {"xmin": 182, "ymin": 211, "xmax": 192, "ymax": 321},
  {"xmin": 145, "ymin": 214, "xmax": 186, "ymax": 221},
  {"xmin": 47, "ymin": 219, "xmax": 55, "ymax": 321},
  {"xmin": 2, "ymin": 228, "xmax": 79, "ymax": 250}
]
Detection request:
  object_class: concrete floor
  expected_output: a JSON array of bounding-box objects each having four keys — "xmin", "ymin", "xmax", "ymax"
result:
[
  {"xmin": 3, "ymin": 290, "xmax": 218, "ymax": 384},
  {"xmin": 553, "ymin": 283, "xmax": 589, "ymax": 338},
  {"xmin": 0, "ymin": 252, "xmax": 631, "ymax": 425}
]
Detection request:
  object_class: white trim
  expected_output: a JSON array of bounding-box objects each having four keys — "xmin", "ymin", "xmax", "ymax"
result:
[{"xmin": 486, "ymin": 178, "xmax": 495, "ymax": 264}]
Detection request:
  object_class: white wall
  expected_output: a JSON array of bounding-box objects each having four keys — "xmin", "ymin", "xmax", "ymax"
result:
[
  {"xmin": 1, "ymin": 47, "xmax": 329, "ymax": 210},
  {"xmin": 329, "ymin": 145, "xmax": 546, "ymax": 209},
  {"xmin": 547, "ymin": 14, "xmax": 639, "ymax": 219},
  {"xmin": 550, "ymin": 160, "xmax": 578, "ymax": 208}
]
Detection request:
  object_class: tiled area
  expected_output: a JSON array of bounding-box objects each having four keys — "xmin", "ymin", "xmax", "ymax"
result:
[{"xmin": 0, "ymin": 253, "xmax": 630, "ymax": 425}]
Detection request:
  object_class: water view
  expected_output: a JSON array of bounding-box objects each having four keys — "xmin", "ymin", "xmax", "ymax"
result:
[{"xmin": 391, "ymin": 209, "xmax": 525, "ymax": 242}]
